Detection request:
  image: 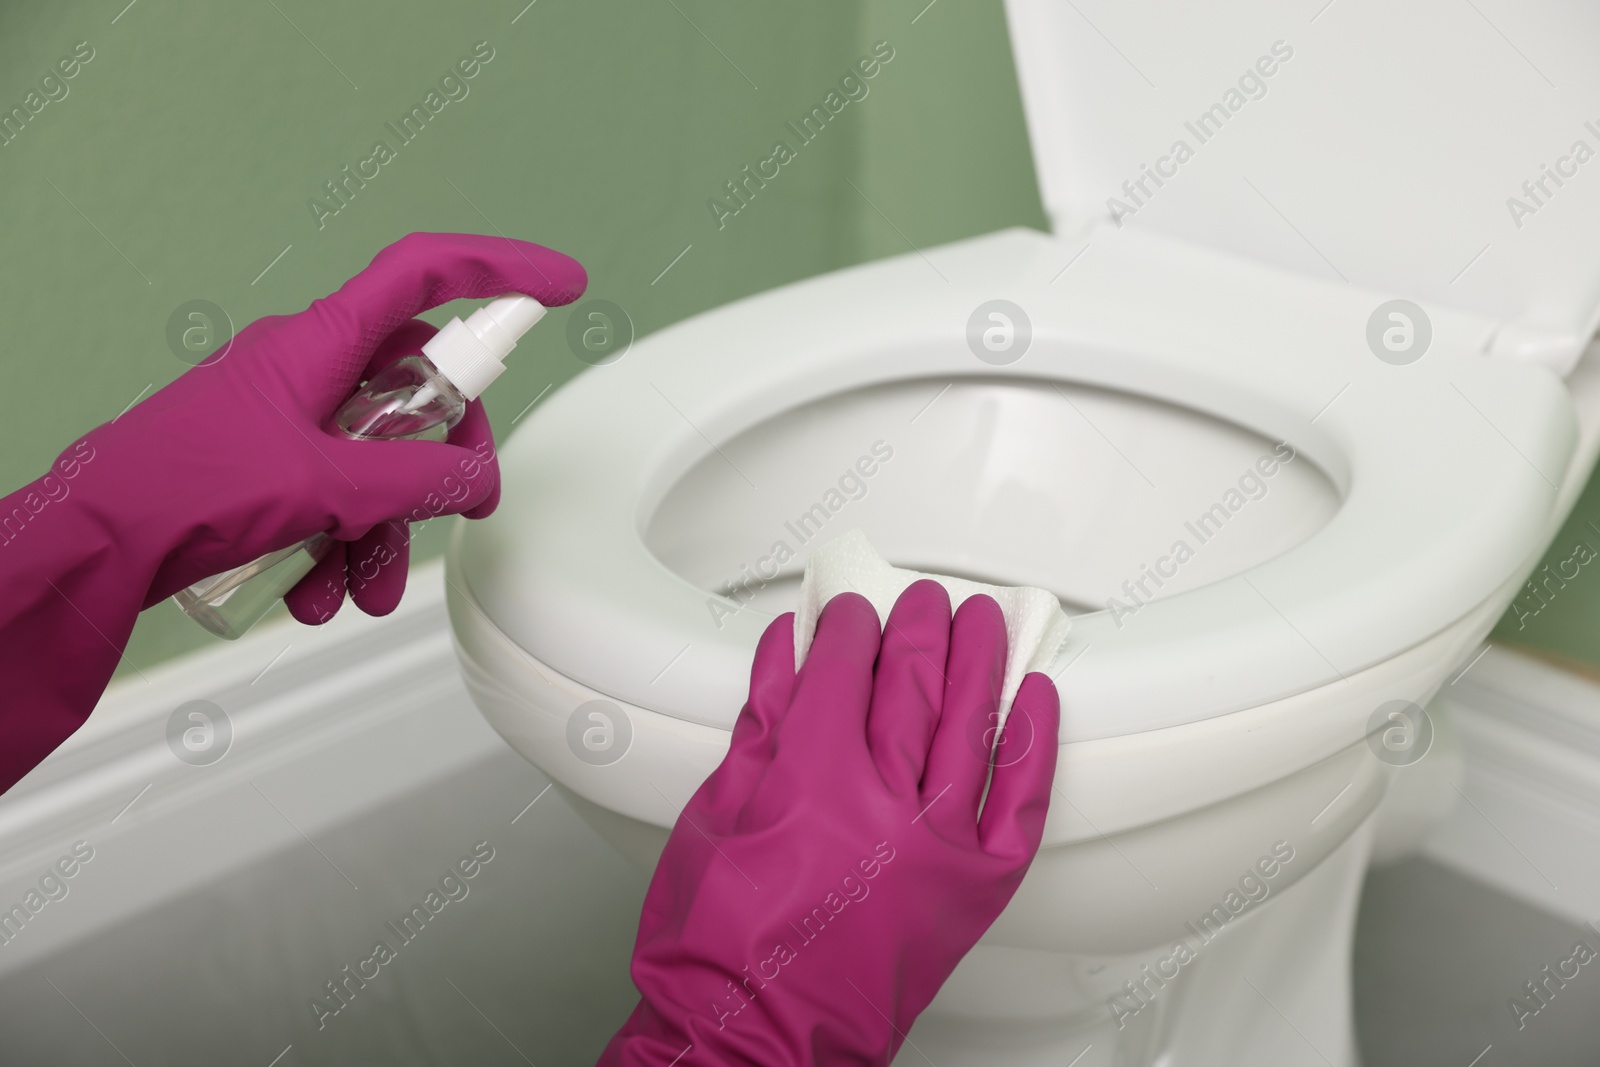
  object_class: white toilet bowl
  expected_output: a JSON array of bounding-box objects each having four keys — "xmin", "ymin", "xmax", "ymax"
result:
[{"xmin": 447, "ymin": 4, "xmax": 1600, "ymax": 1063}]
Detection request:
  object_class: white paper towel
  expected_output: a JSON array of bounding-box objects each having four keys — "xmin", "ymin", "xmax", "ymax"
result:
[{"xmin": 794, "ymin": 529, "xmax": 1071, "ymax": 718}]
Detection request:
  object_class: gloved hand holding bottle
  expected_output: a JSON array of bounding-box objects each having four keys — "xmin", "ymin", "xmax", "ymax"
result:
[
  {"xmin": 174, "ymin": 288, "xmax": 551, "ymax": 639},
  {"xmin": 0, "ymin": 232, "xmax": 586, "ymax": 794},
  {"xmin": 600, "ymin": 581, "xmax": 1062, "ymax": 1066}
]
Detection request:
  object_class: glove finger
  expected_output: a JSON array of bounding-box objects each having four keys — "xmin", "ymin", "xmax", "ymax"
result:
[
  {"xmin": 362, "ymin": 319, "xmax": 439, "ymax": 378},
  {"xmin": 319, "ymin": 436, "xmax": 497, "ymax": 540},
  {"xmin": 347, "ymin": 520, "xmax": 411, "ymax": 617},
  {"xmin": 306, "ymin": 232, "xmax": 587, "ymax": 398},
  {"xmin": 921, "ymin": 594, "xmax": 1007, "ymax": 837},
  {"xmin": 978, "ymin": 672, "xmax": 1061, "ymax": 863},
  {"xmin": 445, "ymin": 398, "xmax": 501, "ymax": 520},
  {"xmin": 866, "ymin": 580, "xmax": 951, "ymax": 795},
  {"xmin": 698, "ymin": 612, "xmax": 797, "ymax": 815},
  {"xmin": 285, "ymin": 540, "xmax": 348, "ymax": 625},
  {"xmin": 782, "ymin": 592, "xmax": 880, "ymax": 759}
]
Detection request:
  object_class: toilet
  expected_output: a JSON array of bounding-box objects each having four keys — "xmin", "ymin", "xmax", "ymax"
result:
[{"xmin": 446, "ymin": 3, "xmax": 1600, "ymax": 1064}]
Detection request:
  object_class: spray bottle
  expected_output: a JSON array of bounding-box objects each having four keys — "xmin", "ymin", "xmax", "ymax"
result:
[{"xmin": 174, "ymin": 295, "xmax": 547, "ymax": 639}]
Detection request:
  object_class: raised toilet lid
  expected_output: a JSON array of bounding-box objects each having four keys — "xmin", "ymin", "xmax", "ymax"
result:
[{"xmin": 1003, "ymin": 0, "xmax": 1600, "ymax": 373}]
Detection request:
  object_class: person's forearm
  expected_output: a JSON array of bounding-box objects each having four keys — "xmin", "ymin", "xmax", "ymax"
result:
[{"xmin": 0, "ymin": 438, "xmax": 155, "ymax": 792}]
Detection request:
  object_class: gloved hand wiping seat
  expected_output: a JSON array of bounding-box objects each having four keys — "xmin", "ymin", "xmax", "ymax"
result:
[{"xmin": 600, "ymin": 581, "xmax": 1061, "ymax": 1066}]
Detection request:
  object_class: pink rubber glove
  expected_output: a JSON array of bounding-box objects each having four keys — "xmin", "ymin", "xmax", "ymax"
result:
[
  {"xmin": 0, "ymin": 232, "xmax": 585, "ymax": 793},
  {"xmin": 599, "ymin": 581, "xmax": 1061, "ymax": 1066}
]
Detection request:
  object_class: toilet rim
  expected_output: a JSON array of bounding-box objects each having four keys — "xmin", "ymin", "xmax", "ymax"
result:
[{"xmin": 454, "ymin": 228, "xmax": 1576, "ymax": 742}]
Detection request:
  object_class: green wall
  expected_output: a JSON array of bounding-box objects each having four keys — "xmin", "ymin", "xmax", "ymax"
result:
[
  {"xmin": 2, "ymin": 0, "xmax": 1595, "ymax": 680},
  {"xmin": 1489, "ymin": 469, "xmax": 1600, "ymax": 674}
]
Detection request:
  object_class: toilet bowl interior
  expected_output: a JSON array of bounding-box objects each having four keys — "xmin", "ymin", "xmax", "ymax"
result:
[{"xmin": 644, "ymin": 375, "xmax": 1339, "ymax": 623}]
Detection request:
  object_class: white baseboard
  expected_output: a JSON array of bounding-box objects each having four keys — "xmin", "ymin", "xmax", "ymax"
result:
[
  {"xmin": 1423, "ymin": 643, "xmax": 1600, "ymax": 927},
  {"xmin": 0, "ymin": 560, "xmax": 512, "ymax": 973}
]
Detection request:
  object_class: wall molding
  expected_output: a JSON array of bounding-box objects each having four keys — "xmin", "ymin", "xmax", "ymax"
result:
[
  {"xmin": 0, "ymin": 560, "xmax": 482, "ymax": 889},
  {"xmin": 1424, "ymin": 643, "xmax": 1600, "ymax": 926}
]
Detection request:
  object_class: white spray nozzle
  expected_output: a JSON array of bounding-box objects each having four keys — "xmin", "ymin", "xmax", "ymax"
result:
[{"xmin": 421, "ymin": 294, "xmax": 548, "ymax": 401}]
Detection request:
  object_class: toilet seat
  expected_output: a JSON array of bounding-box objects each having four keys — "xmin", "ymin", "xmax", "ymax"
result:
[{"xmin": 453, "ymin": 225, "xmax": 1577, "ymax": 743}]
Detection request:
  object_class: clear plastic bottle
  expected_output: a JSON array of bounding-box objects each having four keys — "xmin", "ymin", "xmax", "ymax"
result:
[{"xmin": 174, "ymin": 296, "xmax": 547, "ymax": 640}]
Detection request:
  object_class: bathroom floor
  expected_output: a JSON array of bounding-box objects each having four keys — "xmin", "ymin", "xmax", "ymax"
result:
[{"xmin": 1354, "ymin": 857, "xmax": 1600, "ymax": 1067}]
